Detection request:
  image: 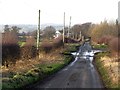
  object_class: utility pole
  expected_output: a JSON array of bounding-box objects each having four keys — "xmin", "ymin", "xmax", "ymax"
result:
[
  {"xmin": 63, "ymin": 12, "xmax": 65, "ymax": 43},
  {"xmin": 37, "ymin": 10, "xmax": 40, "ymax": 50},
  {"xmin": 68, "ymin": 16, "xmax": 71, "ymax": 38},
  {"xmin": 79, "ymin": 31, "xmax": 82, "ymax": 40}
]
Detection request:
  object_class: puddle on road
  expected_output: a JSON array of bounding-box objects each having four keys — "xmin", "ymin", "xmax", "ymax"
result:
[
  {"xmin": 63, "ymin": 43, "xmax": 103, "ymax": 71},
  {"xmin": 70, "ymin": 57, "xmax": 79, "ymax": 66},
  {"xmin": 71, "ymin": 50, "xmax": 102, "ymax": 57},
  {"xmin": 71, "ymin": 52, "xmax": 79, "ymax": 56},
  {"xmin": 71, "ymin": 50, "xmax": 102, "ymax": 68}
]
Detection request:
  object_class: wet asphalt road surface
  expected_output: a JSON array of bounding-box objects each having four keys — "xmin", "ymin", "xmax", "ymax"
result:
[{"xmin": 27, "ymin": 42, "xmax": 104, "ymax": 89}]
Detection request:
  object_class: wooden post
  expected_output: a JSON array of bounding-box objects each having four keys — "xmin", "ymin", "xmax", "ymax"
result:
[
  {"xmin": 82, "ymin": 36, "xmax": 84, "ymax": 42},
  {"xmin": 79, "ymin": 31, "xmax": 82, "ymax": 40},
  {"xmin": 63, "ymin": 12, "xmax": 65, "ymax": 44},
  {"xmin": 37, "ymin": 10, "xmax": 40, "ymax": 50},
  {"xmin": 68, "ymin": 16, "xmax": 71, "ymax": 38}
]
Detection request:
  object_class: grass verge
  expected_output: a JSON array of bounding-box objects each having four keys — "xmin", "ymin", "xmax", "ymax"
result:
[
  {"xmin": 18, "ymin": 41, "xmax": 26, "ymax": 47},
  {"xmin": 2, "ymin": 43, "xmax": 79, "ymax": 89},
  {"xmin": 92, "ymin": 44, "xmax": 107, "ymax": 49},
  {"xmin": 94, "ymin": 52, "xmax": 119, "ymax": 89},
  {"xmin": 63, "ymin": 43, "xmax": 80, "ymax": 55}
]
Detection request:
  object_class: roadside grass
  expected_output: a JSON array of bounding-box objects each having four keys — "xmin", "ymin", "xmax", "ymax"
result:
[
  {"xmin": 92, "ymin": 44, "xmax": 107, "ymax": 49},
  {"xmin": 2, "ymin": 43, "xmax": 79, "ymax": 89},
  {"xmin": 94, "ymin": 52, "xmax": 119, "ymax": 89},
  {"xmin": 2, "ymin": 63, "xmax": 65, "ymax": 89},
  {"xmin": 18, "ymin": 41, "xmax": 26, "ymax": 47},
  {"xmin": 63, "ymin": 43, "xmax": 80, "ymax": 55}
]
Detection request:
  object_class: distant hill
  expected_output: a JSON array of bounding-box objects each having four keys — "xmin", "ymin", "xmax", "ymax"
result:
[
  {"xmin": 0, "ymin": 24, "xmax": 64, "ymax": 33},
  {"xmin": 41, "ymin": 23, "xmax": 63, "ymax": 31}
]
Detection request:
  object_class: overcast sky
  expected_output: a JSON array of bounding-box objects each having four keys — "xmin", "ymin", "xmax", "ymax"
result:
[{"xmin": 0, "ymin": 0, "xmax": 119, "ymax": 25}]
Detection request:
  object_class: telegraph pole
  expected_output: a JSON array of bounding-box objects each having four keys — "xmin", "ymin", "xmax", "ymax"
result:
[
  {"xmin": 37, "ymin": 10, "xmax": 40, "ymax": 50},
  {"xmin": 63, "ymin": 12, "xmax": 65, "ymax": 43},
  {"xmin": 79, "ymin": 31, "xmax": 82, "ymax": 40},
  {"xmin": 68, "ymin": 16, "xmax": 71, "ymax": 38}
]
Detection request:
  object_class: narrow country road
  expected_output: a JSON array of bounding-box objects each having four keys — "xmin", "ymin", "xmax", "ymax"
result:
[{"xmin": 27, "ymin": 42, "xmax": 104, "ymax": 89}]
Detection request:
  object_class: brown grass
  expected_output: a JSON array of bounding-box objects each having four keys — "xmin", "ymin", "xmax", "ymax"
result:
[
  {"xmin": 108, "ymin": 37, "xmax": 120, "ymax": 59},
  {"xmin": 25, "ymin": 36, "xmax": 35, "ymax": 46},
  {"xmin": 98, "ymin": 35, "xmax": 113, "ymax": 45},
  {"xmin": 1, "ymin": 46, "xmax": 65, "ymax": 78},
  {"xmin": 40, "ymin": 36, "xmax": 63, "ymax": 53},
  {"xmin": 40, "ymin": 40, "xmax": 53, "ymax": 53},
  {"xmin": 100, "ymin": 56, "xmax": 119, "ymax": 85},
  {"xmin": 20, "ymin": 46, "xmax": 37, "ymax": 60}
]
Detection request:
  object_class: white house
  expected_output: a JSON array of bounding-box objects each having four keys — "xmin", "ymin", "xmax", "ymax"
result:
[{"xmin": 54, "ymin": 30, "xmax": 61, "ymax": 38}]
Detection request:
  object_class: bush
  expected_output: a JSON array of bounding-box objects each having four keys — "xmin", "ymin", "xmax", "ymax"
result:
[
  {"xmin": 2, "ymin": 31, "xmax": 20, "ymax": 66},
  {"xmin": 65, "ymin": 37, "xmax": 79, "ymax": 43},
  {"xmin": 40, "ymin": 36, "xmax": 79, "ymax": 54},
  {"xmin": 89, "ymin": 21, "xmax": 118, "ymax": 43},
  {"xmin": 41, "ymin": 36, "xmax": 64, "ymax": 53},
  {"xmin": 20, "ymin": 35, "xmax": 37, "ymax": 60},
  {"xmin": 25, "ymin": 36, "xmax": 35, "ymax": 46},
  {"xmin": 2, "ymin": 44, "xmax": 20, "ymax": 65},
  {"xmin": 3, "ymin": 32, "xmax": 18, "ymax": 45},
  {"xmin": 40, "ymin": 41, "xmax": 53, "ymax": 53},
  {"xmin": 53, "ymin": 36, "xmax": 63, "ymax": 48},
  {"xmin": 108, "ymin": 37, "xmax": 120, "ymax": 58},
  {"xmin": 20, "ymin": 46, "xmax": 37, "ymax": 60},
  {"xmin": 98, "ymin": 35, "xmax": 113, "ymax": 45}
]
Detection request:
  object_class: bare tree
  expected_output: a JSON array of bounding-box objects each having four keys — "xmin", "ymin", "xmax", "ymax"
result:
[
  {"xmin": 3, "ymin": 25, "xmax": 21, "ymax": 45},
  {"xmin": 89, "ymin": 21, "xmax": 118, "ymax": 43},
  {"xmin": 42, "ymin": 26, "xmax": 56, "ymax": 39}
]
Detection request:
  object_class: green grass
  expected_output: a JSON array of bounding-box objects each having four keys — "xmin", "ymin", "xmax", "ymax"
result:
[
  {"xmin": 95, "ymin": 52, "xmax": 119, "ymax": 89},
  {"xmin": 2, "ymin": 56, "xmax": 73, "ymax": 89},
  {"xmin": 2, "ymin": 44, "xmax": 77, "ymax": 89},
  {"xmin": 63, "ymin": 43, "xmax": 80, "ymax": 55},
  {"xmin": 67, "ymin": 43, "xmax": 80, "ymax": 51},
  {"xmin": 93, "ymin": 44, "xmax": 108, "ymax": 49},
  {"xmin": 18, "ymin": 41, "xmax": 26, "ymax": 47}
]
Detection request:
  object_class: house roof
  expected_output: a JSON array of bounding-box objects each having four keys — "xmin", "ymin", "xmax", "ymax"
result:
[{"xmin": 55, "ymin": 30, "xmax": 61, "ymax": 34}]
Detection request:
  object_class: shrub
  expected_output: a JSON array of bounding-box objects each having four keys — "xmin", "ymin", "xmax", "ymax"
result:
[
  {"xmin": 20, "ymin": 36, "xmax": 37, "ymax": 60},
  {"xmin": 25, "ymin": 36, "xmax": 35, "ymax": 46},
  {"xmin": 2, "ymin": 31, "xmax": 20, "ymax": 66},
  {"xmin": 40, "ymin": 41, "xmax": 53, "ymax": 53},
  {"xmin": 40, "ymin": 36, "xmax": 64, "ymax": 53},
  {"xmin": 65, "ymin": 37, "xmax": 79, "ymax": 43},
  {"xmin": 20, "ymin": 46, "xmax": 37, "ymax": 60},
  {"xmin": 2, "ymin": 44, "xmax": 20, "ymax": 65},
  {"xmin": 53, "ymin": 36, "xmax": 63, "ymax": 48},
  {"xmin": 3, "ymin": 31, "xmax": 18, "ymax": 45},
  {"xmin": 40, "ymin": 36, "xmax": 79, "ymax": 54},
  {"xmin": 98, "ymin": 35, "xmax": 113, "ymax": 45},
  {"xmin": 89, "ymin": 21, "xmax": 118, "ymax": 43},
  {"xmin": 108, "ymin": 37, "xmax": 120, "ymax": 58}
]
